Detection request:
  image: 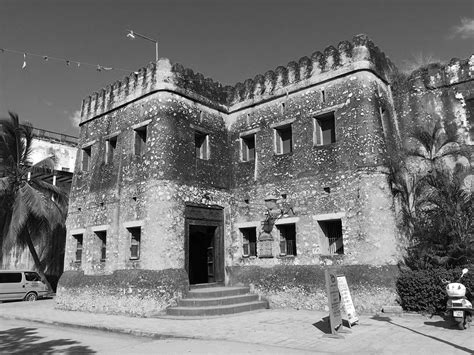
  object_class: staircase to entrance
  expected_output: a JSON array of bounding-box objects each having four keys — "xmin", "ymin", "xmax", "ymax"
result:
[{"xmin": 166, "ymin": 283, "xmax": 269, "ymax": 316}]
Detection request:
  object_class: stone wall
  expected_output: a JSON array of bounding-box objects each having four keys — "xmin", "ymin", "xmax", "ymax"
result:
[
  {"xmin": 56, "ymin": 269, "xmax": 189, "ymax": 316},
  {"xmin": 227, "ymin": 264, "xmax": 399, "ymax": 314},
  {"xmin": 65, "ymin": 90, "xmax": 231, "ymax": 275},
  {"xmin": 228, "ymin": 70, "xmax": 400, "ymax": 267}
]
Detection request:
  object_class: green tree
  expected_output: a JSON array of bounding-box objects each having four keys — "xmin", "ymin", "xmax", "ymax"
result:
[
  {"xmin": 0, "ymin": 112, "xmax": 67, "ymax": 291},
  {"xmin": 413, "ymin": 166, "xmax": 473, "ymax": 267},
  {"xmin": 389, "ymin": 120, "xmax": 472, "ymax": 269},
  {"xmin": 407, "ymin": 121, "xmax": 468, "ymax": 174}
]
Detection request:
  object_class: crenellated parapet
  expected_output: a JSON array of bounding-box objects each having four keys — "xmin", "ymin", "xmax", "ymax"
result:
[
  {"xmin": 79, "ymin": 34, "xmax": 397, "ymax": 123},
  {"xmin": 80, "ymin": 59, "xmax": 231, "ymax": 124},
  {"xmin": 408, "ymin": 55, "xmax": 474, "ymax": 90},
  {"xmin": 221, "ymin": 34, "xmax": 397, "ymax": 106}
]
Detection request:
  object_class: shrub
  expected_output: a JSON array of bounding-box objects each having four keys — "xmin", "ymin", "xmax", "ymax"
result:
[{"xmin": 396, "ymin": 267, "xmax": 474, "ymax": 314}]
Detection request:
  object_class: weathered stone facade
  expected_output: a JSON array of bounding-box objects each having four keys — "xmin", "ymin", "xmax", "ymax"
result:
[{"xmin": 57, "ymin": 35, "xmax": 473, "ymax": 315}]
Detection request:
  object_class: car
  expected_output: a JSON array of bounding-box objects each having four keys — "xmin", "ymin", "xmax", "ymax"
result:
[{"xmin": 0, "ymin": 270, "xmax": 49, "ymax": 302}]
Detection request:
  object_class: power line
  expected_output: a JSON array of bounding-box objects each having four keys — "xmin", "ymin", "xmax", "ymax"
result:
[{"xmin": 0, "ymin": 47, "xmax": 137, "ymax": 73}]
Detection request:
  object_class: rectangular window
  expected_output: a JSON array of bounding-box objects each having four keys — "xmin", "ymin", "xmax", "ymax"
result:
[
  {"xmin": 95, "ymin": 231, "xmax": 107, "ymax": 262},
  {"xmin": 73, "ymin": 234, "xmax": 83, "ymax": 263},
  {"xmin": 106, "ymin": 135, "xmax": 117, "ymax": 164},
  {"xmin": 241, "ymin": 134, "xmax": 255, "ymax": 162},
  {"xmin": 128, "ymin": 227, "xmax": 141, "ymax": 260},
  {"xmin": 275, "ymin": 125, "xmax": 292, "ymax": 154},
  {"xmin": 81, "ymin": 146, "xmax": 91, "ymax": 171},
  {"xmin": 319, "ymin": 219, "xmax": 343, "ymax": 255},
  {"xmin": 0, "ymin": 272, "xmax": 22, "ymax": 283},
  {"xmin": 240, "ymin": 227, "xmax": 257, "ymax": 257},
  {"xmin": 314, "ymin": 112, "xmax": 336, "ymax": 146},
  {"xmin": 277, "ymin": 223, "xmax": 296, "ymax": 256},
  {"xmin": 134, "ymin": 126, "xmax": 147, "ymax": 156},
  {"xmin": 195, "ymin": 131, "xmax": 209, "ymax": 160}
]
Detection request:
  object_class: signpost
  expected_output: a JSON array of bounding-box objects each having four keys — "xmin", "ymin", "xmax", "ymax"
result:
[
  {"xmin": 337, "ymin": 275, "xmax": 359, "ymax": 327},
  {"xmin": 324, "ymin": 268, "xmax": 345, "ymax": 338}
]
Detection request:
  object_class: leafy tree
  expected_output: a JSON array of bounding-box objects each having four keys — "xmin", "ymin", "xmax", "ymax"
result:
[
  {"xmin": 0, "ymin": 112, "xmax": 67, "ymax": 291},
  {"xmin": 389, "ymin": 120, "xmax": 472, "ymax": 269},
  {"xmin": 407, "ymin": 121, "xmax": 468, "ymax": 174}
]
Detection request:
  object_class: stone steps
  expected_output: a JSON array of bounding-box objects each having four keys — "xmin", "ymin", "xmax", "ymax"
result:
[{"xmin": 166, "ymin": 285, "xmax": 268, "ymax": 317}]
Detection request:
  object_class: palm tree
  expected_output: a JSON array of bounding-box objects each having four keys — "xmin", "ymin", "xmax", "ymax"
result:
[
  {"xmin": 407, "ymin": 121, "xmax": 468, "ymax": 174},
  {"xmin": 0, "ymin": 112, "xmax": 67, "ymax": 291}
]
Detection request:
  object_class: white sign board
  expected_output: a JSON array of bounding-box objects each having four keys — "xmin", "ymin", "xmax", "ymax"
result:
[{"xmin": 337, "ymin": 275, "xmax": 359, "ymax": 326}]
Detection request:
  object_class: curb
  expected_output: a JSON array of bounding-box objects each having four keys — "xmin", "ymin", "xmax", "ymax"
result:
[{"xmin": 0, "ymin": 313, "xmax": 197, "ymax": 341}]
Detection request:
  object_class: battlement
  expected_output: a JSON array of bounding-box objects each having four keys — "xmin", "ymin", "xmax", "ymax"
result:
[
  {"xmin": 225, "ymin": 34, "xmax": 397, "ymax": 107},
  {"xmin": 80, "ymin": 34, "xmax": 397, "ymax": 123},
  {"xmin": 409, "ymin": 55, "xmax": 474, "ymax": 90}
]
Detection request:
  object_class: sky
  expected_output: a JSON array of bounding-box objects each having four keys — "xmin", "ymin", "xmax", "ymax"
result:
[{"xmin": 0, "ymin": 0, "xmax": 473, "ymax": 137}]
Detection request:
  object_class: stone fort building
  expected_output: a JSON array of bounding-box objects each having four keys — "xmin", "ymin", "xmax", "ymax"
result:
[{"xmin": 57, "ymin": 35, "xmax": 473, "ymax": 316}]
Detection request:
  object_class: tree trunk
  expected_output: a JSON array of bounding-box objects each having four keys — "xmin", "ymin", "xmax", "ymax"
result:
[{"xmin": 24, "ymin": 230, "xmax": 53, "ymax": 293}]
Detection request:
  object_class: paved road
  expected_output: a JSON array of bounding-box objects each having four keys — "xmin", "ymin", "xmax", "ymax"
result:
[{"xmin": 0, "ymin": 319, "xmax": 318, "ymax": 354}]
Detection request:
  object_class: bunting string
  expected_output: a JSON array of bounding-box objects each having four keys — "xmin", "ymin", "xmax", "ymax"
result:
[{"xmin": 0, "ymin": 47, "xmax": 136, "ymax": 73}]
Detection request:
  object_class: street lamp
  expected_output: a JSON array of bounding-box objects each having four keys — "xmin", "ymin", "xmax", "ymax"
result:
[{"xmin": 126, "ymin": 29, "xmax": 158, "ymax": 62}]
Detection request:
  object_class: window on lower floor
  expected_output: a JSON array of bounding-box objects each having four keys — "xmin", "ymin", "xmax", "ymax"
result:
[
  {"xmin": 95, "ymin": 231, "xmax": 107, "ymax": 262},
  {"xmin": 73, "ymin": 234, "xmax": 83, "ymax": 263},
  {"xmin": 277, "ymin": 223, "xmax": 296, "ymax": 256},
  {"xmin": 314, "ymin": 112, "xmax": 336, "ymax": 146},
  {"xmin": 240, "ymin": 227, "xmax": 257, "ymax": 257},
  {"xmin": 274, "ymin": 125, "xmax": 292, "ymax": 154},
  {"xmin": 319, "ymin": 219, "xmax": 343, "ymax": 255},
  {"xmin": 240, "ymin": 134, "xmax": 255, "ymax": 162},
  {"xmin": 195, "ymin": 131, "xmax": 209, "ymax": 160},
  {"xmin": 128, "ymin": 227, "xmax": 141, "ymax": 260}
]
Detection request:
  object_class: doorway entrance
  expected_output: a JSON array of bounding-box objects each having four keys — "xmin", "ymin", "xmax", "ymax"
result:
[
  {"xmin": 188, "ymin": 225, "xmax": 216, "ymax": 284},
  {"xmin": 185, "ymin": 204, "xmax": 224, "ymax": 285}
]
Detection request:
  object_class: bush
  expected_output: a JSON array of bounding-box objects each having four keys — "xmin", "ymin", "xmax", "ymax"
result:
[{"xmin": 396, "ymin": 267, "xmax": 474, "ymax": 314}]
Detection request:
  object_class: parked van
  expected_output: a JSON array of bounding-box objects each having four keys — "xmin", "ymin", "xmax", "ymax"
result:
[{"xmin": 0, "ymin": 270, "xmax": 49, "ymax": 302}]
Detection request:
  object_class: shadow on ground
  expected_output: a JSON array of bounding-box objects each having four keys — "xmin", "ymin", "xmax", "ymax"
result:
[
  {"xmin": 0, "ymin": 327, "xmax": 95, "ymax": 353},
  {"xmin": 371, "ymin": 315, "xmax": 473, "ymax": 354},
  {"xmin": 312, "ymin": 316, "xmax": 353, "ymax": 335},
  {"xmin": 424, "ymin": 316, "xmax": 458, "ymax": 330}
]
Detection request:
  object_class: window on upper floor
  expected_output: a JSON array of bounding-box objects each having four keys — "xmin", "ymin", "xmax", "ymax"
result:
[
  {"xmin": 105, "ymin": 135, "xmax": 118, "ymax": 164},
  {"xmin": 240, "ymin": 227, "xmax": 257, "ymax": 257},
  {"xmin": 314, "ymin": 112, "xmax": 336, "ymax": 146},
  {"xmin": 277, "ymin": 223, "xmax": 296, "ymax": 256},
  {"xmin": 195, "ymin": 131, "xmax": 209, "ymax": 160},
  {"xmin": 241, "ymin": 134, "xmax": 255, "ymax": 162},
  {"xmin": 274, "ymin": 124, "xmax": 292, "ymax": 155},
  {"xmin": 81, "ymin": 146, "xmax": 92, "ymax": 171},
  {"xmin": 134, "ymin": 126, "xmax": 147, "ymax": 156}
]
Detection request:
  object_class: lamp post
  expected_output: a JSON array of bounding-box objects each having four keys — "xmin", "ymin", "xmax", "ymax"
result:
[{"xmin": 126, "ymin": 30, "xmax": 158, "ymax": 62}]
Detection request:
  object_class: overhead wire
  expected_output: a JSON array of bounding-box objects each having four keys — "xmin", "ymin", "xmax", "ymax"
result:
[{"xmin": 0, "ymin": 47, "xmax": 137, "ymax": 73}]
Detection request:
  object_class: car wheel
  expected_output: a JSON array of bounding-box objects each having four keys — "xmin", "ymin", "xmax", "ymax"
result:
[{"xmin": 25, "ymin": 292, "xmax": 38, "ymax": 302}]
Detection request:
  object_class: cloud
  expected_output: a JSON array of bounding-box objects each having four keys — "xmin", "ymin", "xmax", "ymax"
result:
[
  {"xmin": 452, "ymin": 18, "xmax": 474, "ymax": 39},
  {"xmin": 69, "ymin": 109, "xmax": 82, "ymax": 127}
]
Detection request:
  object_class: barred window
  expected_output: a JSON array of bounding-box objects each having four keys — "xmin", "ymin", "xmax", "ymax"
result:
[
  {"xmin": 128, "ymin": 227, "xmax": 141, "ymax": 260},
  {"xmin": 240, "ymin": 227, "xmax": 257, "ymax": 257},
  {"xmin": 73, "ymin": 234, "xmax": 83, "ymax": 263},
  {"xmin": 277, "ymin": 223, "xmax": 296, "ymax": 256}
]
